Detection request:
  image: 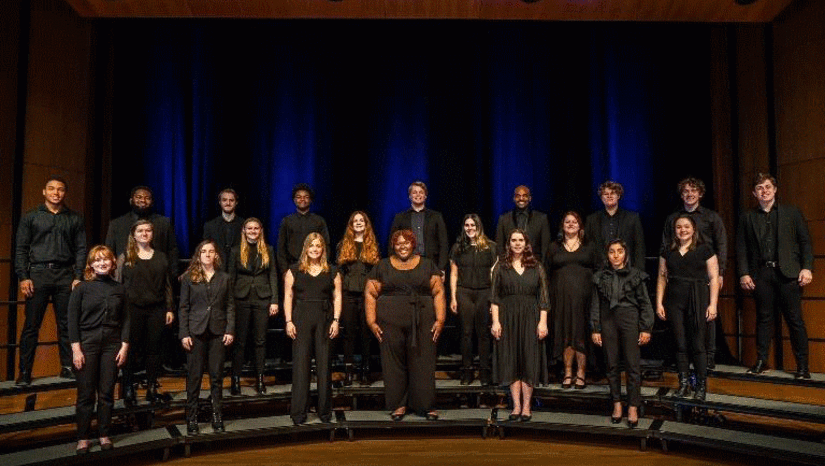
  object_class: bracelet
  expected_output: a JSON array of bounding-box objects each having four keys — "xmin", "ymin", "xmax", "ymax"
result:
[
  {"xmin": 333, "ymin": 318, "xmax": 339, "ymax": 323},
  {"xmin": 286, "ymin": 320, "xmax": 292, "ymax": 324}
]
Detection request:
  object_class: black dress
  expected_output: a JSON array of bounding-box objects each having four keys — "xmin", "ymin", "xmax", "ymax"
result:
[
  {"xmin": 491, "ymin": 263, "xmax": 550, "ymax": 386},
  {"xmin": 663, "ymin": 244, "xmax": 714, "ymax": 378},
  {"xmin": 369, "ymin": 257, "xmax": 441, "ymax": 415},
  {"xmin": 546, "ymin": 241, "xmax": 596, "ymax": 360},
  {"xmin": 289, "ymin": 264, "xmax": 338, "ymax": 424}
]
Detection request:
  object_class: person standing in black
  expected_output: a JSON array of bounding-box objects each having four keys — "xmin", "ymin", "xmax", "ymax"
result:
[
  {"xmin": 449, "ymin": 214, "xmax": 497, "ymax": 386},
  {"xmin": 365, "ymin": 230, "xmax": 446, "ymax": 421},
  {"xmin": 585, "ymin": 181, "xmax": 646, "ymax": 270},
  {"xmin": 591, "ymin": 240, "xmax": 654, "ymax": 427},
  {"xmin": 203, "ymin": 188, "xmax": 245, "ymax": 271},
  {"xmin": 15, "ymin": 176, "xmax": 86, "ymax": 385},
  {"xmin": 116, "ymin": 219, "xmax": 174, "ymax": 404},
  {"xmin": 336, "ymin": 211, "xmax": 381, "ymax": 386},
  {"xmin": 389, "ymin": 181, "xmax": 449, "ymax": 276},
  {"xmin": 494, "ymin": 185, "xmax": 552, "ymax": 261},
  {"xmin": 228, "ymin": 218, "xmax": 279, "ymax": 395},
  {"xmin": 660, "ymin": 177, "xmax": 727, "ymax": 370},
  {"xmin": 179, "ymin": 240, "xmax": 235, "ymax": 435},
  {"xmin": 69, "ymin": 246, "xmax": 129, "ymax": 454},
  {"xmin": 656, "ymin": 215, "xmax": 720, "ymax": 400},
  {"xmin": 737, "ymin": 173, "xmax": 814, "ymax": 379},
  {"xmin": 284, "ymin": 233, "xmax": 342, "ymax": 425},
  {"xmin": 277, "ymin": 184, "xmax": 331, "ymax": 277}
]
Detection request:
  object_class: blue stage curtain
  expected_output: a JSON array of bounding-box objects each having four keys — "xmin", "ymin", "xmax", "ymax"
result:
[{"xmin": 108, "ymin": 20, "xmax": 712, "ymax": 263}]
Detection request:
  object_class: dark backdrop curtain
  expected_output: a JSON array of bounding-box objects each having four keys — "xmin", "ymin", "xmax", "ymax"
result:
[{"xmin": 107, "ymin": 20, "xmax": 713, "ymax": 265}]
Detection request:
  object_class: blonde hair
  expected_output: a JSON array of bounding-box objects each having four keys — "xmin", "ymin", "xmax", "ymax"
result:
[
  {"xmin": 124, "ymin": 219, "xmax": 154, "ymax": 267},
  {"xmin": 240, "ymin": 218, "xmax": 270, "ymax": 269},
  {"xmin": 337, "ymin": 211, "xmax": 380, "ymax": 265},
  {"xmin": 298, "ymin": 232, "xmax": 330, "ymax": 273},
  {"xmin": 186, "ymin": 240, "xmax": 222, "ymax": 283},
  {"xmin": 84, "ymin": 245, "xmax": 117, "ymax": 281}
]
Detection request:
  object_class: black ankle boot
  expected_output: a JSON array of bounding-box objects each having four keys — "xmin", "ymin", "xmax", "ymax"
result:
[
  {"xmin": 187, "ymin": 410, "xmax": 199, "ymax": 435},
  {"xmin": 212, "ymin": 411, "xmax": 224, "ymax": 432},
  {"xmin": 359, "ymin": 367, "xmax": 371, "ymax": 386},
  {"xmin": 230, "ymin": 376, "xmax": 241, "ymax": 396},
  {"xmin": 694, "ymin": 378, "xmax": 707, "ymax": 401},
  {"xmin": 675, "ymin": 372, "xmax": 690, "ymax": 398},
  {"xmin": 146, "ymin": 382, "xmax": 158, "ymax": 403},
  {"xmin": 460, "ymin": 369, "xmax": 474, "ymax": 385},
  {"xmin": 343, "ymin": 364, "xmax": 354, "ymax": 386},
  {"xmin": 255, "ymin": 374, "xmax": 266, "ymax": 395}
]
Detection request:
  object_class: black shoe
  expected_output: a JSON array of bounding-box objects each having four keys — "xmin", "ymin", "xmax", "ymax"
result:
[
  {"xmin": 212, "ymin": 412, "xmax": 224, "ymax": 432},
  {"xmin": 15, "ymin": 371, "xmax": 32, "ymax": 386},
  {"xmin": 230, "ymin": 376, "xmax": 241, "ymax": 396},
  {"xmin": 359, "ymin": 369, "xmax": 372, "ymax": 386},
  {"xmin": 748, "ymin": 359, "xmax": 768, "ymax": 374},
  {"xmin": 694, "ymin": 379, "xmax": 707, "ymax": 401},
  {"xmin": 292, "ymin": 416, "xmax": 307, "ymax": 425},
  {"xmin": 520, "ymin": 414, "xmax": 532, "ymax": 422},
  {"xmin": 508, "ymin": 412, "xmax": 521, "ymax": 421},
  {"xmin": 391, "ymin": 409, "xmax": 406, "ymax": 421},
  {"xmin": 426, "ymin": 411, "xmax": 439, "ymax": 421},
  {"xmin": 187, "ymin": 421, "xmax": 199, "ymax": 435},
  {"xmin": 256, "ymin": 374, "xmax": 267, "ymax": 395},
  {"xmin": 460, "ymin": 369, "xmax": 474, "ymax": 386},
  {"xmin": 76, "ymin": 443, "xmax": 89, "ymax": 455},
  {"xmin": 794, "ymin": 366, "xmax": 811, "ymax": 380},
  {"xmin": 146, "ymin": 381, "xmax": 159, "ymax": 403},
  {"xmin": 561, "ymin": 376, "xmax": 573, "ymax": 389},
  {"xmin": 123, "ymin": 383, "xmax": 137, "ymax": 407},
  {"xmin": 611, "ymin": 416, "xmax": 622, "ymax": 424},
  {"xmin": 627, "ymin": 419, "xmax": 638, "ymax": 428},
  {"xmin": 60, "ymin": 366, "xmax": 76, "ymax": 380},
  {"xmin": 344, "ymin": 365, "xmax": 354, "ymax": 386},
  {"xmin": 674, "ymin": 372, "xmax": 691, "ymax": 398},
  {"xmin": 100, "ymin": 440, "xmax": 114, "ymax": 451}
]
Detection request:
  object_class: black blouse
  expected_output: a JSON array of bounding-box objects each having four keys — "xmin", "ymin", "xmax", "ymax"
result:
[
  {"xmin": 450, "ymin": 242, "xmax": 498, "ymax": 290},
  {"xmin": 68, "ymin": 276, "xmax": 129, "ymax": 343}
]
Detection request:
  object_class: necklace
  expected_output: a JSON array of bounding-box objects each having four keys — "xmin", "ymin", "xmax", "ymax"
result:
[{"xmin": 563, "ymin": 238, "xmax": 580, "ymax": 252}]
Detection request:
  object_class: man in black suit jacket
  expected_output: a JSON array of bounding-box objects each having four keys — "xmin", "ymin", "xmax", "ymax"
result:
[
  {"xmin": 585, "ymin": 181, "xmax": 646, "ymax": 271},
  {"xmin": 203, "ymin": 188, "xmax": 245, "ymax": 270},
  {"xmin": 737, "ymin": 173, "xmax": 814, "ymax": 378},
  {"xmin": 494, "ymin": 185, "xmax": 551, "ymax": 260},
  {"xmin": 389, "ymin": 181, "xmax": 449, "ymax": 274}
]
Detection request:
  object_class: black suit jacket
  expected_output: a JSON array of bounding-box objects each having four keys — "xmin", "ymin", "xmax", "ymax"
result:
[
  {"xmin": 228, "ymin": 244, "xmax": 278, "ymax": 304},
  {"xmin": 494, "ymin": 209, "xmax": 552, "ymax": 260},
  {"xmin": 736, "ymin": 203, "xmax": 814, "ymax": 280},
  {"xmin": 106, "ymin": 212, "xmax": 180, "ymax": 279},
  {"xmin": 179, "ymin": 270, "xmax": 235, "ymax": 338},
  {"xmin": 203, "ymin": 215, "xmax": 245, "ymax": 270},
  {"xmin": 389, "ymin": 208, "xmax": 449, "ymax": 271},
  {"xmin": 584, "ymin": 208, "xmax": 646, "ymax": 270}
]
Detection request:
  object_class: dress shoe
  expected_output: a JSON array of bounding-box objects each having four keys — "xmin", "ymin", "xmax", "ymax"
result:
[
  {"xmin": 187, "ymin": 421, "xmax": 199, "ymax": 435},
  {"xmin": 146, "ymin": 384, "xmax": 159, "ymax": 403},
  {"xmin": 508, "ymin": 412, "xmax": 521, "ymax": 421},
  {"xmin": 747, "ymin": 359, "xmax": 768, "ymax": 375},
  {"xmin": 343, "ymin": 364, "xmax": 354, "ymax": 386},
  {"xmin": 627, "ymin": 419, "xmax": 638, "ymax": 428},
  {"xmin": 16, "ymin": 372, "xmax": 32, "ymax": 386},
  {"xmin": 230, "ymin": 376, "xmax": 241, "ymax": 396},
  {"xmin": 359, "ymin": 369, "xmax": 372, "ymax": 386},
  {"xmin": 76, "ymin": 442, "xmax": 89, "ymax": 455},
  {"xmin": 100, "ymin": 438, "xmax": 114, "ymax": 450},
  {"xmin": 123, "ymin": 383, "xmax": 137, "ymax": 407},
  {"xmin": 426, "ymin": 411, "xmax": 439, "ymax": 421},
  {"xmin": 256, "ymin": 374, "xmax": 267, "ymax": 395},
  {"xmin": 675, "ymin": 372, "xmax": 691, "ymax": 398},
  {"xmin": 460, "ymin": 369, "xmax": 474, "ymax": 386},
  {"xmin": 60, "ymin": 366, "xmax": 76, "ymax": 380},
  {"xmin": 212, "ymin": 412, "xmax": 224, "ymax": 432},
  {"xmin": 694, "ymin": 379, "xmax": 707, "ymax": 401},
  {"xmin": 610, "ymin": 416, "xmax": 622, "ymax": 424},
  {"xmin": 795, "ymin": 364, "xmax": 811, "ymax": 380},
  {"xmin": 391, "ymin": 409, "xmax": 406, "ymax": 421},
  {"xmin": 520, "ymin": 414, "xmax": 532, "ymax": 422}
]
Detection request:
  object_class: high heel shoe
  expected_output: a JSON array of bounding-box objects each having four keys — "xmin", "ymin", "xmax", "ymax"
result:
[
  {"xmin": 561, "ymin": 376, "xmax": 573, "ymax": 389},
  {"xmin": 574, "ymin": 376, "xmax": 587, "ymax": 390},
  {"xmin": 391, "ymin": 408, "xmax": 406, "ymax": 421},
  {"xmin": 611, "ymin": 416, "xmax": 622, "ymax": 424},
  {"xmin": 627, "ymin": 418, "xmax": 638, "ymax": 428}
]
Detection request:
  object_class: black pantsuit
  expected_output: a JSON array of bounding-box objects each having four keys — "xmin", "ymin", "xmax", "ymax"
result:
[
  {"xmin": 76, "ymin": 326, "xmax": 122, "ymax": 440},
  {"xmin": 457, "ymin": 287, "xmax": 491, "ymax": 374},
  {"xmin": 341, "ymin": 292, "xmax": 371, "ymax": 367},
  {"xmin": 186, "ymin": 332, "xmax": 226, "ymax": 418},
  {"xmin": 20, "ymin": 268, "xmax": 74, "ymax": 370},
  {"xmin": 291, "ymin": 300, "xmax": 332, "ymax": 423},
  {"xmin": 754, "ymin": 266, "xmax": 807, "ymax": 362},
  {"xmin": 600, "ymin": 306, "xmax": 642, "ymax": 407},
  {"xmin": 232, "ymin": 299, "xmax": 269, "ymax": 376}
]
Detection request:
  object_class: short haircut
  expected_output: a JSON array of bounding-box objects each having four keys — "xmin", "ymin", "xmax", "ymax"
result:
[
  {"xmin": 45, "ymin": 175, "xmax": 68, "ymax": 191},
  {"xmin": 292, "ymin": 183, "xmax": 314, "ymax": 200},
  {"xmin": 408, "ymin": 181, "xmax": 428, "ymax": 196},
  {"xmin": 677, "ymin": 177, "xmax": 706, "ymax": 196},
  {"xmin": 130, "ymin": 185, "xmax": 153, "ymax": 197},
  {"xmin": 598, "ymin": 180, "xmax": 624, "ymax": 198},
  {"xmin": 390, "ymin": 229, "xmax": 417, "ymax": 255},
  {"xmin": 218, "ymin": 188, "xmax": 238, "ymax": 201},
  {"xmin": 753, "ymin": 172, "xmax": 777, "ymax": 189}
]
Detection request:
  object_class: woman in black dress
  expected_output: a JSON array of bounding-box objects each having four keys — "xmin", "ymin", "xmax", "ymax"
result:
[
  {"xmin": 284, "ymin": 232, "xmax": 342, "ymax": 424},
  {"xmin": 337, "ymin": 211, "xmax": 380, "ymax": 386},
  {"xmin": 449, "ymin": 214, "xmax": 497, "ymax": 386},
  {"xmin": 546, "ymin": 211, "xmax": 595, "ymax": 389},
  {"xmin": 591, "ymin": 239, "xmax": 654, "ymax": 427},
  {"xmin": 180, "ymin": 240, "xmax": 235, "ymax": 435},
  {"xmin": 365, "ymin": 229, "xmax": 446, "ymax": 421},
  {"xmin": 491, "ymin": 229, "xmax": 549, "ymax": 422},
  {"xmin": 228, "ymin": 218, "xmax": 278, "ymax": 395},
  {"xmin": 70, "ymin": 245, "xmax": 129, "ymax": 453},
  {"xmin": 116, "ymin": 219, "xmax": 174, "ymax": 404},
  {"xmin": 656, "ymin": 215, "xmax": 719, "ymax": 400}
]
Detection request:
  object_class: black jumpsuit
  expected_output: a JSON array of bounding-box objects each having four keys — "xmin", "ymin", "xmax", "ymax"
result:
[{"xmin": 338, "ymin": 242, "xmax": 375, "ymax": 371}]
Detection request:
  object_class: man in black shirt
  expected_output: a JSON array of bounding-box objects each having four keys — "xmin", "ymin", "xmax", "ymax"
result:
[
  {"xmin": 105, "ymin": 186, "xmax": 180, "ymax": 279},
  {"xmin": 389, "ymin": 181, "xmax": 449, "ymax": 275},
  {"xmin": 737, "ymin": 173, "xmax": 814, "ymax": 378},
  {"xmin": 585, "ymin": 181, "xmax": 646, "ymax": 271},
  {"xmin": 660, "ymin": 178, "xmax": 727, "ymax": 369},
  {"xmin": 203, "ymin": 188, "xmax": 244, "ymax": 271},
  {"xmin": 15, "ymin": 176, "xmax": 87, "ymax": 385},
  {"xmin": 494, "ymin": 185, "xmax": 551, "ymax": 261},
  {"xmin": 276, "ymin": 184, "xmax": 330, "ymax": 276}
]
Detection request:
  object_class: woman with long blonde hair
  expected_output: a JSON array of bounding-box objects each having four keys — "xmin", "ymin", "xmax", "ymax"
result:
[
  {"xmin": 337, "ymin": 211, "xmax": 380, "ymax": 385},
  {"xmin": 284, "ymin": 233, "xmax": 342, "ymax": 424}
]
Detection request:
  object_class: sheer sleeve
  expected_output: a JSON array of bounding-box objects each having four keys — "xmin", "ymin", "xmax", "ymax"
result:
[{"xmin": 536, "ymin": 264, "xmax": 550, "ymax": 312}]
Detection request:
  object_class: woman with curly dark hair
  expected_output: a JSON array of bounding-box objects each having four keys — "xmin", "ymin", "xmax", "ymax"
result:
[{"xmin": 491, "ymin": 229, "xmax": 550, "ymax": 422}]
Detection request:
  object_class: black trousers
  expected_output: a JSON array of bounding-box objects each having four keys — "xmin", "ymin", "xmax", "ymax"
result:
[
  {"xmin": 233, "ymin": 299, "xmax": 269, "ymax": 376},
  {"xmin": 20, "ymin": 268, "xmax": 74, "ymax": 371},
  {"xmin": 378, "ymin": 296, "xmax": 436, "ymax": 414},
  {"xmin": 601, "ymin": 306, "xmax": 642, "ymax": 407},
  {"xmin": 125, "ymin": 304, "xmax": 165, "ymax": 385},
  {"xmin": 186, "ymin": 332, "xmax": 225, "ymax": 420},
  {"xmin": 291, "ymin": 304, "xmax": 332, "ymax": 423},
  {"xmin": 76, "ymin": 326, "xmax": 121, "ymax": 440},
  {"xmin": 457, "ymin": 287, "xmax": 491, "ymax": 373},
  {"xmin": 341, "ymin": 292, "xmax": 372, "ymax": 367},
  {"xmin": 667, "ymin": 291, "xmax": 708, "ymax": 379},
  {"xmin": 754, "ymin": 266, "xmax": 808, "ymax": 365}
]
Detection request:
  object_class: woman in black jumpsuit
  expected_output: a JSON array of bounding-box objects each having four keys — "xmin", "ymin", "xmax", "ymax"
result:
[
  {"xmin": 70, "ymin": 245, "xmax": 129, "ymax": 454},
  {"xmin": 656, "ymin": 215, "xmax": 719, "ymax": 400},
  {"xmin": 449, "ymin": 214, "xmax": 496, "ymax": 386},
  {"xmin": 365, "ymin": 229, "xmax": 446, "ymax": 421},
  {"xmin": 284, "ymin": 232, "xmax": 342, "ymax": 425},
  {"xmin": 591, "ymin": 239, "xmax": 654, "ymax": 427}
]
